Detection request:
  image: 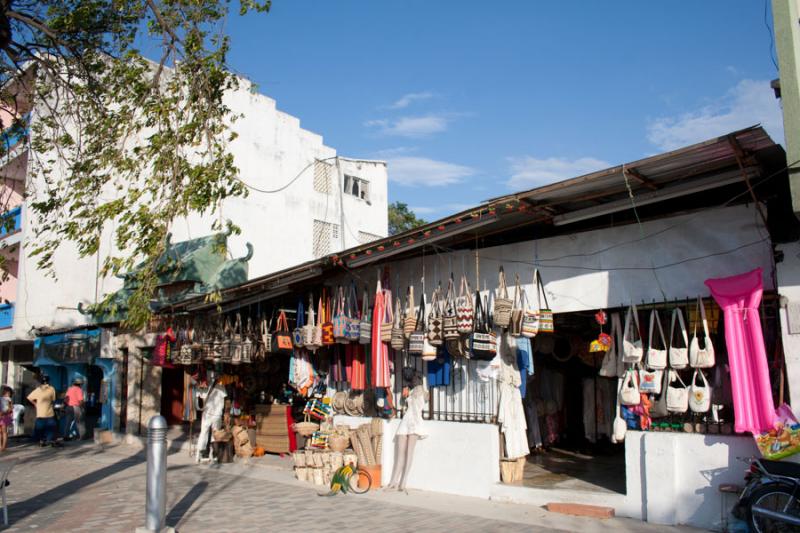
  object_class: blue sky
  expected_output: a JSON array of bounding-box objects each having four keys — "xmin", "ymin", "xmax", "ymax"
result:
[{"xmin": 225, "ymin": 1, "xmax": 784, "ymax": 219}]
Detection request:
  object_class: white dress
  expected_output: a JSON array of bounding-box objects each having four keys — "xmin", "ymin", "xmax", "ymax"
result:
[
  {"xmin": 497, "ymin": 334, "xmax": 530, "ymax": 459},
  {"xmin": 396, "ymin": 385, "xmax": 428, "ymax": 438}
]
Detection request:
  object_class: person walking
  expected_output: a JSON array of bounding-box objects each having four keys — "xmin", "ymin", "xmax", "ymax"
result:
[
  {"xmin": 0, "ymin": 387, "xmax": 13, "ymax": 451},
  {"xmin": 27, "ymin": 375, "xmax": 57, "ymax": 446},
  {"xmin": 63, "ymin": 379, "xmax": 84, "ymax": 440}
]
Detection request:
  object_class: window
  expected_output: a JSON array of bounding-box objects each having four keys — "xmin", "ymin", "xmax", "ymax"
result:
[
  {"xmin": 313, "ymin": 161, "xmax": 332, "ymax": 194},
  {"xmin": 343, "ymin": 174, "xmax": 370, "ymax": 202},
  {"xmin": 313, "ymin": 220, "xmax": 340, "ymax": 258},
  {"xmin": 358, "ymin": 231, "xmax": 381, "ymax": 244}
]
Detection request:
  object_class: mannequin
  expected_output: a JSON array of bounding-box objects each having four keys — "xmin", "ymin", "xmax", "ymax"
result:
[
  {"xmin": 195, "ymin": 378, "xmax": 227, "ymax": 462},
  {"xmin": 387, "ymin": 374, "xmax": 427, "ymax": 492}
]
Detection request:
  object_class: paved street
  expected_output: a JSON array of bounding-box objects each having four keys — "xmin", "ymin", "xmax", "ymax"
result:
[{"xmin": 0, "ymin": 439, "xmax": 694, "ymax": 532}]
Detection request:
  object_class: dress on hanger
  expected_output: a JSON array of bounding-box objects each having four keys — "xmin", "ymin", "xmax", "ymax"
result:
[
  {"xmin": 705, "ymin": 268, "xmax": 777, "ymax": 434},
  {"xmin": 396, "ymin": 385, "xmax": 427, "ymax": 438}
]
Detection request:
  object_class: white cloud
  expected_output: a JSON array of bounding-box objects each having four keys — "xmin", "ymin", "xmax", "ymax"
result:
[
  {"xmin": 365, "ymin": 115, "xmax": 449, "ymax": 138},
  {"xmin": 388, "ymin": 156, "xmax": 476, "ymax": 187},
  {"xmin": 371, "ymin": 146, "xmax": 418, "ymax": 158},
  {"xmin": 647, "ymin": 79, "xmax": 784, "ymax": 151},
  {"xmin": 386, "ymin": 92, "xmax": 434, "ymax": 109},
  {"xmin": 506, "ymin": 156, "xmax": 610, "ymax": 190}
]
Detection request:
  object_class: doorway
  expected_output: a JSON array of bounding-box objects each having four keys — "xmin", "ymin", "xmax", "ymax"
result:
[{"xmin": 160, "ymin": 366, "xmax": 184, "ymax": 425}]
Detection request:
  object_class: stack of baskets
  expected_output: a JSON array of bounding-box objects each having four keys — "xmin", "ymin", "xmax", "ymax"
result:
[{"xmin": 293, "ymin": 448, "xmax": 358, "ymax": 486}]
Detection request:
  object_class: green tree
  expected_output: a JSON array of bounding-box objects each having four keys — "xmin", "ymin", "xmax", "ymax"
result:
[
  {"xmin": 388, "ymin": 201, "xmax": 427, "ymax": 235},
  {"xmin": 0, "ymin": 0, "xmax": 270, "ymax": 328}
]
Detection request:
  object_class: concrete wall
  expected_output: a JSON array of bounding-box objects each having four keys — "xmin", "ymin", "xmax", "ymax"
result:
[
  {"xmin": 334, "ymin": 415, "xmax": 501, "ymax": 499},
  {"xmin": 775, "ymin": 240, "xmax": 800, "ymax": 406},
  {"xmin": 114, "ymin": 332, "xmax": 161, "ymax": 436}
]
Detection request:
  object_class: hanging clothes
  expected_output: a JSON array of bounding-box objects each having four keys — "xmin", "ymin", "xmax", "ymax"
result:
[
  {"xmin": 516, "ymin": 336, "xmax": 534, "ymax": 398},
  {"xmin": 427, "ymin": 348, "xmax": 451, "ymax": 387},
  {"xmin": 705, "ymin": 268, "xmax": 777, "ymax": 434},
  {"xmin": 372, "ymin": 284, "xmax": 392, "ymax": 388},
  {"xmin": 351, "ymin": 344, "xmax": 367, "ymax": 391},
  {"xmin": 497, "ymin": 333, "xmax": 529, "ymax": 459}
]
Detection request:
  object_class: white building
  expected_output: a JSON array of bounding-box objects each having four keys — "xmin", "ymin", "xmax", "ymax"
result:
[{"xmin": 0, "ymin": 73, "xmax": 388, "ymax": 399}]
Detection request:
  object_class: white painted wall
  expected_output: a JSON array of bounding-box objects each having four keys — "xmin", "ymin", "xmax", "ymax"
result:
[
  {"xmin": 775, "ymin": 240, "xmax": 800, "ymax": 407},
  {"xmin": 171, "ymin": 82, "xmax": 388, "ymax": 279},
  {"xmin": 334, "ymin": 415, "xmax": 501, "ymax": 499}
]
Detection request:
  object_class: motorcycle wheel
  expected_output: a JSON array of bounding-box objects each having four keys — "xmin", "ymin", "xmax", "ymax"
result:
[{"xmin": 748, "ymin": 484, "xmax": 800, "ymax": 533}]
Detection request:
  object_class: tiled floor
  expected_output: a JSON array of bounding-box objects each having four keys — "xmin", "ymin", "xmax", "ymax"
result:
[{"xmin": 523, "ymin": 446, "xmax": 626, "ymax": 494}]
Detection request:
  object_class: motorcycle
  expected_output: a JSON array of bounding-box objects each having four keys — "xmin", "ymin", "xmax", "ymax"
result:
[{"xmin": 732, "ymin": 457, "xmax": 800, "ymax": 532}]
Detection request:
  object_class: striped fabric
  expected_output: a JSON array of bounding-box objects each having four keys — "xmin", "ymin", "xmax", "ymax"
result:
[{"xmin": 372, "ymin": 284, "xmax": 391, "ymax": 388}]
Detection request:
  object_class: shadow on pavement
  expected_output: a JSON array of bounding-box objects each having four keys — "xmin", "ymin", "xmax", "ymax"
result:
[{"xmin": 165, "ymin": 480, "xmax": 208, "ymax": 527}]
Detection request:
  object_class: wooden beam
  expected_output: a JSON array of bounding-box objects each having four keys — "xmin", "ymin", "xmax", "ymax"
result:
[{"xmin": 624, "ymin": 167, "xmax": 659, "ymax": 190}]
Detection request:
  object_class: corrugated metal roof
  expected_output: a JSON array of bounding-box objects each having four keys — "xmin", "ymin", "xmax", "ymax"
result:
[{"xmin": 169, "ymin": 126, "xmax": 783, "ymax": 312}]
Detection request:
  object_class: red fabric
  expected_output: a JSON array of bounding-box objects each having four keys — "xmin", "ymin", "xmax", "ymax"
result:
[
  {"xmin": 286, "ymin": 406, "xmax": 297, "ymax": 452},
  {"xmin": 345, "ymin": 344, "xmax": 354, "ymax": 382},
  {"xmin": 351, "ymin": 344, "xmax": 367, "ymax": 391},
  {"xmin": 371, "ymin": 287, "xmax": 391, "ymax": 388}
]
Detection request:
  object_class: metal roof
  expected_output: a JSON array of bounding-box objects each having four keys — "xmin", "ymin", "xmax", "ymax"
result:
[{"xmin": 169, "ymin": 125, "xmax": 784, "ymax": 313}]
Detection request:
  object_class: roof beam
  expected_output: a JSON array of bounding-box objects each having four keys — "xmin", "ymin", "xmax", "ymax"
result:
[{"xmin": 624, "ymin": 167, "xmax": 659, "ymax": 190}]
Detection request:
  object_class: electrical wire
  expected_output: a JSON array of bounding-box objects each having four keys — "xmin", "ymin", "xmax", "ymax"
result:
[{"xmin": 764, "ymin": 0, "xmax": 780, "ymax": 72}]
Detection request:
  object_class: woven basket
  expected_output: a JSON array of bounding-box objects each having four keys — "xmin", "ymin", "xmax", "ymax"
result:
[
  {"xmin": 329, "ymin": 434, "xmax": 349, "ymax": 453},
  {"xmin": 357, "ymin": 426, "xmax": 376, "ymax": 465},
  {"xmin": 294, "ymin": 415, "xmax": 319, "ymax": 437}
]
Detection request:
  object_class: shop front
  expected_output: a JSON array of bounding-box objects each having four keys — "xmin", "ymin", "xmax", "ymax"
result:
[{"xmin": 136, "ymin": 127, "xmax": 795, "ymax": 530}]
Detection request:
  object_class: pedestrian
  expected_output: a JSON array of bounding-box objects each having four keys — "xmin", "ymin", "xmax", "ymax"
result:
[
  {"xmin": 0, "ymin": 387, "xmax": 12, "ymax": 451},
  {"xmin": 26, "ymin": 375, "xmax": 57, "ymax": 446},
  {"xmin": 63, "ymin": 378, "xmax": 84, "ymax": 440}
]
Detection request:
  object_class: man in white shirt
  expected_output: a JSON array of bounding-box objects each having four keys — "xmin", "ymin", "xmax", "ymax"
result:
[{"xmin": 195, "ymin": 380, "xmax": 227, "ymax": 462}]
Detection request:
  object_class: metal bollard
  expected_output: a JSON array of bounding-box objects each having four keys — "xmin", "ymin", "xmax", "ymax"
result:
[{"xmin": 145, "ymin": 415, "xmax": 168, "ymax": 532}]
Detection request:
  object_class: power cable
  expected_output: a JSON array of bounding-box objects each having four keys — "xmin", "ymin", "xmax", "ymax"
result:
[{"xmin": 764, "ymin": 0, "xmax": 780, "ymax": 72}]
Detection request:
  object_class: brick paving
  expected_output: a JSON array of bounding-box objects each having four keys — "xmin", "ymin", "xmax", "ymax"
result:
[{"xmin": 0, "ymin": 439, "xmax": 689, "ymax": 532}]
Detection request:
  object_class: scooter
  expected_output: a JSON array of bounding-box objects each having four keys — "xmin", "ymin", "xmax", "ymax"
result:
[{"xmin": 732, "ymin": 457, "xmax": 800, "ymax": 532}]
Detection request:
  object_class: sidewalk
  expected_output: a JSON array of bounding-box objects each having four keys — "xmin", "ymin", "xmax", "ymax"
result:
[{"xmin": 1, "ymin": 439, "xmax": 698, "ymax": 532}]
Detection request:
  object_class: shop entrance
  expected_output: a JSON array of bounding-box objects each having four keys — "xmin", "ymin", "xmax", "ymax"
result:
[
  {"xmin": 161, "ymin": 366, "xmax": 185, "ymax": 425},
  {"xmin": 522, "ymin": 312, "xmax": 626, "ymax": 494}
]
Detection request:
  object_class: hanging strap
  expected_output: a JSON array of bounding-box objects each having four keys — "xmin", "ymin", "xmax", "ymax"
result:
[
  {"xmin": 296, "ymin": 299, "xmax": 305, "ymax": 329},
  {"xmin": 695, "ymin": 296, "xmax": 711, "ymax": 339},
  {"xmin": 624, "ymin": 304, "xmax": 641, "ymax": 344},
  {"xmin": 407, "ymin": 285, "xmax": 415, "ymax": 317},
  {"xmin": 533, "ymin": 269, "xmax": 550, "ymax": 311},
  {"xmin": 308, "ymin": 295, "xmax": 316, "ymax": 327},
  {"xmin": 383, "ymin": 287, "xmax": 394, "ymax": 324},
  {"xmin": 317, "ymin": 293, "xmax": 325, "ymax": 324},
  {"xmin": 649, "ymin": 310, "xmax": 665, "ymax": 350},
  {"xmin": 498, "ymin": 266, "xmax": 509, "ymax": 298},
  {"xmin": 415, "ymin": 291, "xmax": 425, "ymax": 331},
  {"xmin": 393, "ymin": 297, "xmax": 402, "ymax": 327},
  {"xmin": 513, "ymin": 273, "xmax": 521, "ymax": 309},
  {"xmin": 671, "ymin": 308, "xmax": 688, "ymax": 348},
  {"xmin": 234, "ymin": 313, "xmax": 242, "ymax": 335}
]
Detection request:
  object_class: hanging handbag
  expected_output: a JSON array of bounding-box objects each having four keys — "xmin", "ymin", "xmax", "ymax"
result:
[
  {"xmin": 427, "ymin": 285, "xmax": 444, "ymax": 346},
  {"xmin": 470, "ymin": 292, "xmax": 497, "ymax": 361},
  {"xmin": 403, "ymin": 286, "xmax": 417, "ymax": 338},
  {"xmin": 622, "ymin": 304, "xmax": 643, "ymax": 364},
  {"xmin": 231, "ymin": 314, "xmax": 244, "ymax": 365},
  {"xmin": 531, "ymin": 269, "xmax": 554, "ymax": 334},
  {"xmin": 509, "ymin": 275, "xmax": 524, "ymax": 337},
  {"xmin": 669, "ymin": 308, "xmax": 689, "ymax": 369},
  {"xmin": 303, "ymin": 296, "xmax": 320, "ymax": 350},
  {"xmin": 611, "ymin": 377, "xmax": 626, "ymax": 443},
  {"xmin": 408, "ymin": 292, "xmax": 425, "ymax": 355},
  {"xmin": 217, "ymin": 319, "xmax": 232, "ymax": 363},
  {"xmin": 346, "ymin": 283, "xmax": 361, "ymax": 341},
  {"xmin": 261, "ymin": 316, "xmax": 273, "ymax": 355},
  {"xmin": 619, "ymin": 369, "xmax": 641, "ymax": 406},
  {"xmin": 446, "ymin": 336, "xmax": 466, "ymax": 358},
  {"xmin": 321, "ymin": 293, "xmax": 335, "ymax": 346},
  {"xmin": 689, "ymin": 369, "xmax": 712, "ymax": 413},
  {"xmin": 442, "ymin": 276, "xmax": 459, "ymax": 340},
  {"xmin": 334, "ymin": 287, "xmax": 350, "ymax": 344},
  {"xmin": 242, "ymin": 318, "xmax": 253, "ymax": 363},
  {"xmin": 293, "ymin": 299, "xmax": 305, "ymax": 348},
  {"xmin": 689, "ymin": 297, "xmax": 715, "ymax": 368},
  {"xmin": 646, "ymin": 309, "xmax": 667, "ymax": 369},
  {"xmin": 456, "ymin": 275, "xmax": 474, "ymax": 334},
  {"xmin": 359, "ymin": 287, "xmax": 372, "ymax": 345},
  {"xmin": 650, "ymin": 368, "xmax": 671, "ymax": 418},
  {"xmin": 381, "ymin": 286, "xmax": 394, "ymax": 343},
  {"xmin": 273, "ymin": 310, "xmax": 293, "ymax": 353},
  {"xmin": 666, "ymin": 370, "xmax": 689, "ymax": 413},
  {"xmin": 391, "ymin": 297, "xmax": 405, "ymax": 350},
  {"xmin": 599, "ymin": 312, "xmax": 622, "ymax": 377},
  {"xmin": 493, "ymin": 266, "xmax": 513, "ymax": 328},
  {"xmin": 638, "ymin": 368, "xmax": 663, "ymax": 394}
]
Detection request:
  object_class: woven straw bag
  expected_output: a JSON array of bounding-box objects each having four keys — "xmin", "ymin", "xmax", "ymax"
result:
[
  {"xmin": 359, "ymin": 288, "xmax": 372, "ymax": 344},
  {"xmin": 493, "ymin": 266, "xmax": 513, "ymax": 328},
  {"xmin": 443, "ymin": 276, "xmax": 459, "ymax": 340},
  {"xmin": 408, "ymin": 292, "xmax": 425, "ymax": 355},
  {"xmin": 391, "ymin": 297, "xmax": 405, "ymax": 350},
  {"xmin": 294, "ymin": 414, "xmax": 319, "ymax": 437},
  {"xmin": 427, "ymin": 286, "xmax": 444, "ymax": 346},
  {"xmin": 456, "ymin": 275, "xmax": 474, "ymax": 334},
  {"xmin": 403, "ymin": 286, "xmax": 417, "ymax": 338}
]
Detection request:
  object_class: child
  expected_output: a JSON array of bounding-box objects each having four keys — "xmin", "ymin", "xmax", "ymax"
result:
[{"xmin": 0, "ymin": 387, "xmax": 13, "ymax": 451}]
